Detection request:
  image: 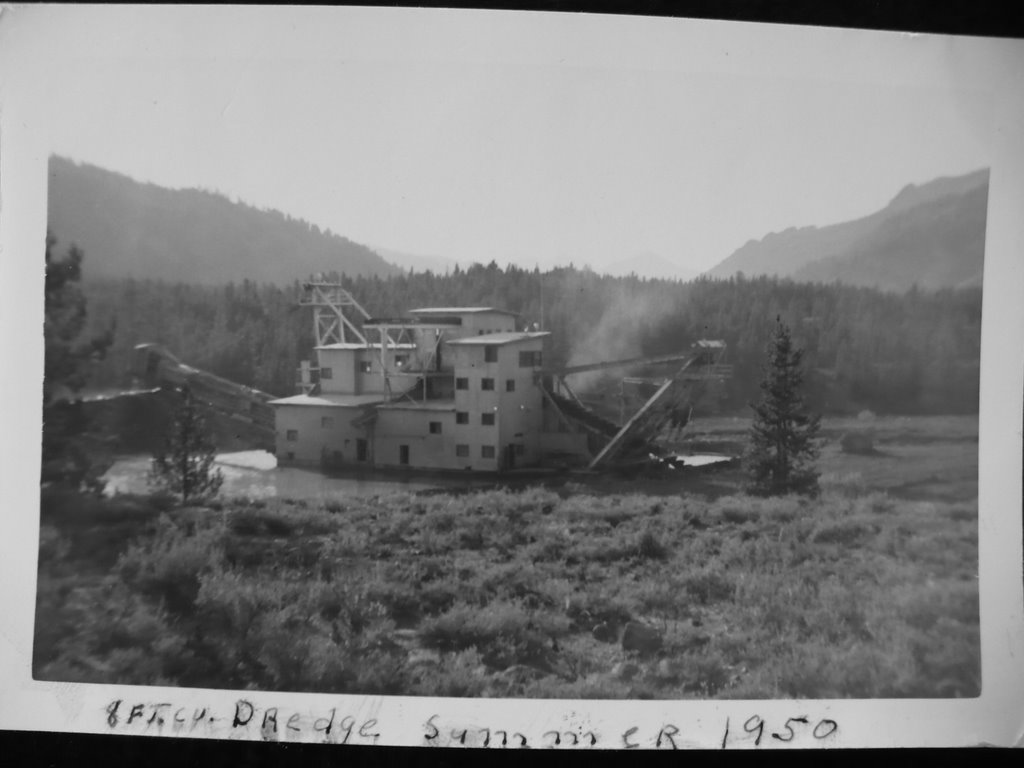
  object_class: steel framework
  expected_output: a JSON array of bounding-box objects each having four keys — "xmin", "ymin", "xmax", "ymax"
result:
[{"xmin": 299, "ymin": 278, "xmax": 372, "ymax": 347}]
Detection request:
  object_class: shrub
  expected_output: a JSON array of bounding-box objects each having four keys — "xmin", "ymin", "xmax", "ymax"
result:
[
  {"xmin": 840, "ymin": 430, "xmax": 876, "ymax": 455},
  {"xmin": 531, "ymin": 537, "xmax": 567, "ymax": 562},
  {"xmin": 860, "ymin": 493, "xmax": 896, "ymax": 515},
  {"xmin": 565, "ymin": 536, "xmax": 635, "ymax": 565},
  {"xmin": 117, "ymin": 516, "xmax": 223, "ymax": 616},
  {"xmin": 227, "ymin": 503, "xmax": 340, "ymax": 537},
  {"xmin": 679, "ymin": 654, "xmax": 731, "ymax": 696},
  {"xmin": 458, "ymin": 520, "xmax": 487, "ymax": 550},
  {"xmin": 525, "ymin": 675, "xmax": 629, "ymax": 699},
  {"xmin": 35, "ymin": 581, "xmax": 191, "ymax": 686},
  {"xmin": 812, "ymin": 521, "xmax": 871, "ymax": 546},
  {"xmin": 565, "ymin": 593, "xmax": 633, "ymax": 630},
  {"xmin": 37, "ymin": 525, "xmax": 70, "ymax": 565},
  {"xmin": 906, "ymin": 618, "xmax": 980, "ymax": 697},
  {"xmin": 683, "ymin": 570, "xmax": 735, "ymax": 605},
  {"xmin": 419, "ymin": 601, "xmax": 568, "ymax": 670},
  {"xmin": 478, "ymin": 563, "xmax": 553, "ymax": 607},
  {"xmin": 637, "ymin": 529, "xmax": 670, "ymax": 561},
  {"xmin": 946, "ymin": 506, "xmax": 976, "ymax": 522},
  {"xmin": 408, "ymin": 649, "xmax": 487, "ymax": 697},
  {"xmin": 820, "ymin": 471, "xmax": 868, "ymax": 497},
  {"xmin": 720, "ymin": 505, "xmax": 760, "ymax": 525}
]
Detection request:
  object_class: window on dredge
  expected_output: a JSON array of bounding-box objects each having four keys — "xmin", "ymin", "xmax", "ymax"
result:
[
  {"xmin": 481, "ymin": 445, "xmax": 496, "ymax": 459},
  {"xmin": 455, "ymin": 444, "xmax": 470, "ymax": 458},
  {"xmin": 506, "ymin": 379, "xmax": 515, "ymax": 392},
  {"xmin": 519, "ymin": 350, "xmax": 542, "ymax": 368},
  {"xmin": 481, "ymin": 378, "xmax": 495, "ymax": 391},
  {"xmin": 481, "ymin": 413, "xmax": 495, "ymax": 426},
  {"xmin": 286, "ymin": 429, "xmax": 298, "ymax": 441},
  {"xmin": 484, "ymin": 346, "xmax": 498, "ymax": 363},
  {"xmin": 456, "ymin": 411, "xmax": 469, "ymax": 424},
  {"xmin": 320, "ymin": 367, "xmax": 333, "ymax": 379},
  {"xmin": 429, "ymin": 421, "xmax": 442, "ymax": 434},
  {"xmin": 321, "ymin": 416, "xmax": 335, "ymax": 429},
  {"xmin": 360, "ymin": 360, "xmax": 372, "ymax": 373},
  {"xmin": 455, "ymin": 377, "xmax": 469, "ymax": 390}
]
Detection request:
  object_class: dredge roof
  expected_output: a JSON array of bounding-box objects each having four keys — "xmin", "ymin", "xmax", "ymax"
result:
[
  {"xmin": 315, "ymin": 342, "xmax": 417, "ymax": 350},
  {"xmin": 446, "ymin": 331, "xmax": 550, "ymax": 346},
  {"xmin": 376, "ymin": 398, "xmax": 457, "ymax": 412},
  {"xmin": 409, "ymin": 307, "xmax": 519, "ymax": 316},
  {"xmin": 268, "ymin": 393, "xmax": 388, "ymax": 407}
]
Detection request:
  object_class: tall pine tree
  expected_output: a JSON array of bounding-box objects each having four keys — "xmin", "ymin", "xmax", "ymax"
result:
[
  {"xmin": 746, "ymin": 318, "xmax": 821, "ymax": 497},
  {"xmin": 41, "ymin": 233, "xmax": 115, "ymax": 494},
  {"xmin": 148, "ymin": 385, "xmax": 224, "ymax": 504}
]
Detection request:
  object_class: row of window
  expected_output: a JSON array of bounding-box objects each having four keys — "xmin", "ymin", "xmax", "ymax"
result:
[
  {"xmin": 455, "ymin": 444, "xmax": 495, "ymax": 459},
  {"xmin": 318, "ymin": 355, "xmax": 410, "ymax": 380},
  {"xmin": 283, "ymin": 436, "xmax": 522, "ymax": 464},
  {"xmin": 453, "ymin": 412, "xmax": 495, "ymax": 426},
  {"xmin": 405, "ymin": 444, "xmax": 515, "ymax": 463},
  {"xmin": 480, "ymin": 348, "xmax": 544, "ymax": 368},
  {"xmin": 455, "ymin": 377, "xmax": 516, "ymax": 392},
  {"xmin": 318, "ymin": 350, "xmax": 539, "ymax": 379},
  {"xmin": 454, "ymin": 444, "xmax": 525, "ymax": 458},
  {"xmin": 299, "ymin": 411, "xmax": 497, "ymax": 439}
]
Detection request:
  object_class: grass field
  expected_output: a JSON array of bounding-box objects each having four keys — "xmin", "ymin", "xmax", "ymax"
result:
[{"xmin": 33, "ymin": 415, "xmax": 979, "ymax": 698}]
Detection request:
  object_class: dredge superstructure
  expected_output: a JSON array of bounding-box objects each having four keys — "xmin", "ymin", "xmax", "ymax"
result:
[{"xmin": 270, "ymin": 279, "xmax": 729, "ymax": 473}]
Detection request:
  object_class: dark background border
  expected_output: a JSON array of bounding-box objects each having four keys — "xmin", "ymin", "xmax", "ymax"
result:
[{"xmin": 7, "ymin": 1, "xmax": 1020, "ymax": 765}]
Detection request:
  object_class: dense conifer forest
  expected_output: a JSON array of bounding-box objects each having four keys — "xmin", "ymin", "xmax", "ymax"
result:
[{"xmin": 80, "ymin": 265, "xmax": 981, "ymax": 416}]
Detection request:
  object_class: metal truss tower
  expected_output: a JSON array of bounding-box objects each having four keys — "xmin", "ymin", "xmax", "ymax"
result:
[{"xmin": 299, "ymin": 277, "xmax": 371, "ymax": 347}]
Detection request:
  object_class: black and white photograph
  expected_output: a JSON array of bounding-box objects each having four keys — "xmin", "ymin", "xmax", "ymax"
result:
[{"xmin": 1, "ymin": 4, "xmax": 1022, "ymax": 751}]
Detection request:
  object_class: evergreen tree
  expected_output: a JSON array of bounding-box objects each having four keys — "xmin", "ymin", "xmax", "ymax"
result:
[
  {"xmin": 148, "ymin": 385, "xmax": 224, "ymax": 503},
  {"xmin": 41, "ymin": 233, "xmax": 115, "ymax": 494},
  {"xmin": 746, "ymin": 318, "xmax": 821, "ymax": 496}
]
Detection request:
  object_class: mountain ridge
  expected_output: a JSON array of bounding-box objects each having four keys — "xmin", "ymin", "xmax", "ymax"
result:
[
  {"xmin": 706, "ymin": 168, "xmax": 989, "ymax": 291},
  {"xmin": 47, "ymin": 156, "xmax": 401, "ymax": 285}
]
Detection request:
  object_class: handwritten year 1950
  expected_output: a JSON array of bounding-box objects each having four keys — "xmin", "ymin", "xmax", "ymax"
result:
[{"xmin": 721, "ymin": 715, "xmax": 838, "ymax": 748}]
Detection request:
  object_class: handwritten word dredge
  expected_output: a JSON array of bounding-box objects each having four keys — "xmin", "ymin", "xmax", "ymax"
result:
[{"xmin": 104, "ymin": 699, "xmax": 380, "ymax": 744}]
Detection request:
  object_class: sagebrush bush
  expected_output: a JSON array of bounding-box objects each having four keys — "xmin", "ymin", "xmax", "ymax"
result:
[
  {"xmin": 683, "ymin": 569, "xmax": 735, "ymax": 605},
  {"xmin": 636, "ymin": 529, "xmax": 670, "ymax": 560},
  {"xmin": 811, "ymin": 520, "xmax": 872, "ymax": 546},
  {"xmin": 117, "ymin": 515, "xmax": 223, "ymax": 615},
  {"xmin": 419, "ymin": 601, "xmax": 569, "ymax": 670},
  {"xmin": 409, "ymin": 649, "xmax": 487, "ymax": 697},
  {"xmin": 565, "ymin": 592, "xmax": 633, "ymax": 631}
]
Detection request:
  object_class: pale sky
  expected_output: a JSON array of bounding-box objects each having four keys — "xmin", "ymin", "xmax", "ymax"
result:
[{"xmin": 0, "ymin": 5, "xmax": 998, "ymax": 273}]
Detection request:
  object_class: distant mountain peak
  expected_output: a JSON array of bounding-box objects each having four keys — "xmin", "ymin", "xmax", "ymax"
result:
[
  {"xmin": 886, "ymin": 167, "xmax": 989, "ymax": 212},
  {"xmin": 705, "ymin": 167, "xmax": 989, "ymax": 292}
]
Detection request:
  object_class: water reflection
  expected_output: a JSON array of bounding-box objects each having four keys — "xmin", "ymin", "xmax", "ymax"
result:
[{"xmin": 103, "ymin": 451, "xmax": 492, "ymax": 500}]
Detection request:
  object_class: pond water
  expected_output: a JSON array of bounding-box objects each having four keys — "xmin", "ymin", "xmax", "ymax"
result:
[
  {"xmin": 665, "ymin": 454, "xmax": 732, "ymax": 467},
  {"xmin": 103, "ymin": 450, "xmax": 734, "ymax": 501},
  {"xmin": 103, "ymin": 451, "xmax": 495, "ymax": 501}
]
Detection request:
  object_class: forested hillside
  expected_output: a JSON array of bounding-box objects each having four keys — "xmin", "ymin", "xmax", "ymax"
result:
[
  {"xmin": 79, "ymin": 264, "xmax": 981, "ymax": 416},
  {"xmin": 47, "ymin": 156, "xmax": 400, "ymax": 284}
]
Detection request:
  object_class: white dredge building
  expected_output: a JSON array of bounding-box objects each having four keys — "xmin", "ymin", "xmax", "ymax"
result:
[{"xmin": 270, "ymin": 280, "xmax": 727, "ymax": 474}]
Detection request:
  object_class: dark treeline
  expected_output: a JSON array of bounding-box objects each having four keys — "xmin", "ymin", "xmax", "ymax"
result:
[{"xmin": 80, "ymin": 264, "xmax": 981, "ymax": 416}]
